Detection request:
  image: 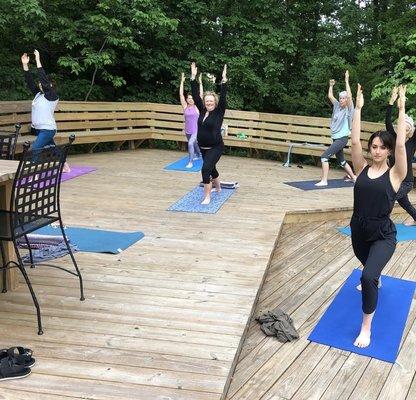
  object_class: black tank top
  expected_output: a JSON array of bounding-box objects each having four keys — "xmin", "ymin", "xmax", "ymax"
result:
[{"xmin": 351, "ymin": 165, "xmax": 397, "ymax": 241}]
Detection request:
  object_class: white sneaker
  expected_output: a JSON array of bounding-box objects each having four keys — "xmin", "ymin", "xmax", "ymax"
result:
[
  {"xmin": 185, "ymin": 162, "xmax": 193, "ymax": 168},
  {"xmin": 315, "ymin": 181, "xmax": 328, "ymax": 187}
]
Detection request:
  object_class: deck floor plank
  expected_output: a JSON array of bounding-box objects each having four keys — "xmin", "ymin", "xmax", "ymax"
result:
[{"xmin": 226, "ymin": 208, "xmax": 415, "ymax": 400}]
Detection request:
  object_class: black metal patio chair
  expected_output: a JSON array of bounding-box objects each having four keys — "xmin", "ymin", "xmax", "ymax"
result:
[
  {"xmin": 0, "ymin": 124, "xmax": 21, "ymax": 160},
  {"xmin": 0, "ymin": 135, "xmax": 84, "ymax": 335}
]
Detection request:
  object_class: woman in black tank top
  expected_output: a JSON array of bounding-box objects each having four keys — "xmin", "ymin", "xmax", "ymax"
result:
[{"xmin": 349, "ymin": 84, "xmax": 408, "ymax": 348}]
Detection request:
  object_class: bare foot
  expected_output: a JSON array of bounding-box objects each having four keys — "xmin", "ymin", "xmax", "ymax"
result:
[
  {"xmin": 345, "ymin": 175, "xmax": 357, "ymax": 183},
  {"xmin": 354, "ymin": 328, "xmax": 371, "ymax": 348},
  {"xmin": 315, "ymin": 180, "xmax": 328, "ymax": 187},
  {"xmin": 63, "ymin": 162, "xmax": 71, "ymax": 173},
  {"xmin": 185, "ymin": 162, "xmax": 193, "ymax": 168},
  {"xmin": 211, "ymin": 187, "xmax": 221, "ymax": 193},
  {"xmin": 201, "ymin": 197, "xmax": 211, "ymax": 205},
  {"xmin": 356, "ymin": 277, "xmax": 381, "ymax": 291},
  {"xmin": 403, "ymin": 217, "xmax": 416, "ymax": 226}
]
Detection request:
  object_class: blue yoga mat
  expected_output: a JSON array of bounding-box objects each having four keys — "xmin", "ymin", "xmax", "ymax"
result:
[
  {"xmin": 34, "ymin": 225, "xmax": 144, "ymax": 254},
  {"xmin": 338, "ymin": 224, "xmax": 416, "ymax": 242},
  {"xmin": 308, "ymin": 269, "xmax": 415, "ymax": 363},
  {"xmin": 284, "ymin": 178, "xmax": 354, "ymax": 191},
  {"xmin": 168, "ymin": 186, "xmax": 235, "ymax": 214},
  {"xmin": 164, "ymin": 156, "xmax": 203, "ymax": 172}
]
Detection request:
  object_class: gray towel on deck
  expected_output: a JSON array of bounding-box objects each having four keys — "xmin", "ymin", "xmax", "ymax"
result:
[{"xmin": 256, "ymin": 307, "xmax": 299, "ymax": 342}]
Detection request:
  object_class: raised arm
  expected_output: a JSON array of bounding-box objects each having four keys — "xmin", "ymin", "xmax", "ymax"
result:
[
  {"xmin": 391, "ymin": 85, "xmax": 408, "ymax": 185},
  {"xmin": 345, "ymin": 70, "xmax": 353, "ymax": 108},
  {"xmin": 179, "ymin": 73, "xmax": 187, "ymax": 109},
  {"xmin": 218, "ymin": 64, "xmax": 228, "ymax": 112},
  {"xmin": 190, "ymin": 62, "xmax": 203, "ymax": 112},
  {"xmin": 34, "ymin": 49, "xmax": 58, "ymax": 101},
  {"xmin": 328, "ymin": 79, "xmax": 336, "ymax": 104},
  {"xmin": 199, "ymin": 73, "xmax": 203, "ymax": 97},
  {"xmin": 385, "ymin": 86, "xmax": 398, "ymax": 137},
  {"xmin": 350, "ymin": 84, "xmax": 367, "ymax": 174},
  {"xmin": 21, "ymin": 53, "xmax": 38, "ymax": 96}
]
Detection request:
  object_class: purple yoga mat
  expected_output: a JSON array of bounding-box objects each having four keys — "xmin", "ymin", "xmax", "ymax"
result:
[{"xmin": 61, "ymin": 166, "xmax": 96, "ymax": 182}]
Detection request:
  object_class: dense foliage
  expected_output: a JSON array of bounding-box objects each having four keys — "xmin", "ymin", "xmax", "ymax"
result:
[{"xmin": 0, "ymin": 0, "xmax": 414, "ymax": 121}]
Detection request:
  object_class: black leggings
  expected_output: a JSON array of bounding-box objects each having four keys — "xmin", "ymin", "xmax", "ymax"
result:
[
  {"xmin": 351, "ymin": 219, "xmax": 396, "ymax": 314},
  {"xmin": 200, "ymin": 143, "xmax": 224, "ymax": 184},
  {"xmin": 396, "ymin": 181, "xmax": 416, "ymax": 221}
]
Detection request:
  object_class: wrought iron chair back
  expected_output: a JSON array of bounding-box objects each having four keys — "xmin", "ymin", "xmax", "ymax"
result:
[
  {"xmin": 10, "ymin": 137, "xmax": 70, "ymax": 238},
  {"xmin": 0, "ymin": 124, "xmax": 21, "ymax": 160}
]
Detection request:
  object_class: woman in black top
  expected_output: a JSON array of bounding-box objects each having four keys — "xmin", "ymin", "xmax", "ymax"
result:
[
  {"xmin": 190, "ymin": 62, "xmax": 227, "ymax": 205},
  {"xmin": 386, "ymin": 86, "xmax": 416, "ymax": 225},
  {"xmin": 349, "ymin": 84, "xmax": 407, "ymax": 348}
]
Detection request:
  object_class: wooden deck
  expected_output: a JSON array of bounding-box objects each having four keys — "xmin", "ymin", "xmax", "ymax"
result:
[
  {"xmin": 0, "ymin": 149, "xmax": 414, "ymax": 399},
  {"xmin": 226, "ymin": 215, "xmax": 416, "ymax": 400}
]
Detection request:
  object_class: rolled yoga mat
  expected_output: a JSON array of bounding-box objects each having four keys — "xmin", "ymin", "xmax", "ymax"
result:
[{"xmin": 198, "ymin": 181, "xmax": 239, "ymax": 189}]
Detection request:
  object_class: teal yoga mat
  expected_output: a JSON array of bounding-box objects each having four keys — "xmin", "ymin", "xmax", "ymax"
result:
[
  {"xmin": 34, "ymin": 225, "xmax": 144, "ymax": 254},
  {"xmin": 338, "ymin": 223, "xmax": 416, "ymax": 242},
  {"xmin": 164, "ymin": 156, "xmax": 203, "ymax": 172}
]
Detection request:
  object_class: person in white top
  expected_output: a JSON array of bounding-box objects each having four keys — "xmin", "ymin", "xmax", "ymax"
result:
[{"xmin": 22, "ymin": 50, "xmax": 70, "ymax": 172}]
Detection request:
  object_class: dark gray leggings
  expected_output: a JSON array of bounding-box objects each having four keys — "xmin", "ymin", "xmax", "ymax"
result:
[
  {"xmin": 321, "ymin": 136, "xmax": 348, "ymax": 166},
  {"xmin": 396, "ymin": 180, "xmax": 416, "ymax": 221}
]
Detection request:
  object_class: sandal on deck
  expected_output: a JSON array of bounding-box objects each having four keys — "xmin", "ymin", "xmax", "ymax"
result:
[
  {"xmin": 0, "ymin": 347, "xmax": 35, "ymax": 368},
  {"xmin": 0, "ymin": 357, "xmax": 31, "ymax": 381}
]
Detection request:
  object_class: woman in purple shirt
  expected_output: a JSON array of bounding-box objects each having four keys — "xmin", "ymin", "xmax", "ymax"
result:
[{"xmin": 179, "ymin": 73, "xmax": 202, "ymax": 168}]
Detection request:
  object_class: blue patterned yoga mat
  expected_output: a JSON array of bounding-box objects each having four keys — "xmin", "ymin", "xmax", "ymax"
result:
[
  {"xmin": 284, "ymin": 178, "xmax": 354, "ymax": 190},
  {"xmin": 164, "ymin": 156, "xmax": 203, "ymax": 172},
  {"xmin": 338, "ymin": 224, "xmax": 416, "ymax": 242},
  {"xmin": 168, "ymin": 186, "xmax": 235, "ymax": 214},
  {"xmin": 308, "ymin": 269, "xmax": 415, "ymax": 363}
]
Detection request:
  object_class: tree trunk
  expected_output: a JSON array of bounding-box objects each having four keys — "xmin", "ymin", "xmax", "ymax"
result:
[{"xmin": 84, "ymin": 38, "xmax": 108, "ymax": 101}]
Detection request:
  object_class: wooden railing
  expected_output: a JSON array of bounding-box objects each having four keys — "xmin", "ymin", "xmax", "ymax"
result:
[{"xmin": 0, "ymin": 100, "xmax": 385, "ymax": 161}]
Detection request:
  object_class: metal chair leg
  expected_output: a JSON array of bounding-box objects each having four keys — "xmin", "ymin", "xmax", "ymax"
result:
[
  {"xmin": 0, "ymin": 241, "xmax": 7, "ymax": 293},
  {"xmin": 58, "ymin": 219, "xmax": 85, "ymax": 301},
  {"xmin": 23, "ymin": 234, "xmax": 35, "ymax": 268},
  {"xmin": 13, "ymin": 242, "xmax": 43, "ymax": 335}
]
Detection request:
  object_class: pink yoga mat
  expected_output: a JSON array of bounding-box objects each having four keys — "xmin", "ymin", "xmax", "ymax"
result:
[{"xmin": 61, "ymin": 166, "xmax": 96, "ymax": 182}]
